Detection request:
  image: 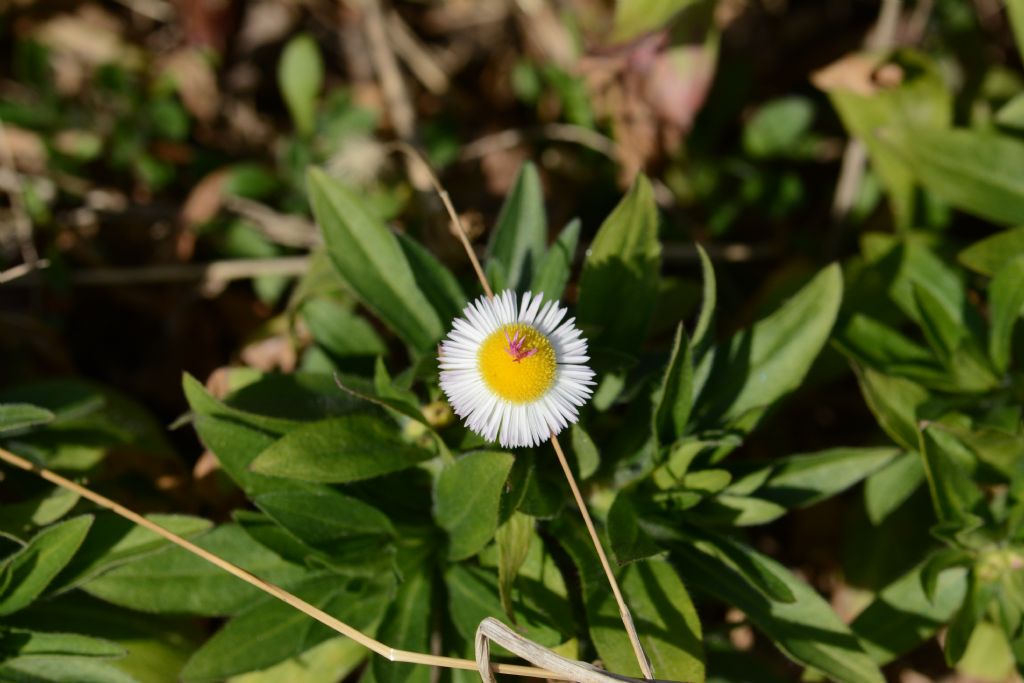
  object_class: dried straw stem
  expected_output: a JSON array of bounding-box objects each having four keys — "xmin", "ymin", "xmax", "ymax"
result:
[
  {"xmin": 0, "ymin": 446, "xmax": 559, "ymax": 679},
  {"xmin": 413, "ymin": 145, "xmax": 655, "ymax": 677},
  {"xmin": 387, "ymin": 142, "xmax": 492, "ymax": 298},
  {"xmin": 550, "ymin": 434, "xmax": 654, "ymax": 679}
]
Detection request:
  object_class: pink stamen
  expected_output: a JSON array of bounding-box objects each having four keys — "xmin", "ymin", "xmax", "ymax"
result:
[{"xmin": 504, "ymin": 329, "xmax": 538, "ymax": 362}]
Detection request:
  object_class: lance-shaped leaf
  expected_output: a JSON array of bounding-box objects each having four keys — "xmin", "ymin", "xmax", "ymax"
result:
[
  {"xmin": 0, "ymin": 403, "xmax": 55, "ymax": 434},
  {"xmin": 308, "ymin": 168, "xmax": 444, "ymax": 350},
  {"xmin": 696, "ymin": 264, "xmax": 842, "ymax": 429},
  {"xmin": 0, "ymin": 515, "xmax": 93, "ymax": 616},
  {"xmin": 486, "ymin": 162, "xmax": 547, "ymax": 292},
  {"xmin": 757, "ymin": 447, "xmax": 901, "ymax": 509},
  {"xmin": 877, "ymin": 127, "xmax": 1024, "ymax": 226},
  {"xmin": 577, "ymin": 175, "xmax": 662, "ymax": 361},
  {"xmin": 373, "ymin": 570, "xmax": 432, "ymax": 683},
  {"xmin": 182, "ymin": 574, "xmax": 394, "ymax": 682},
  {"xmin": 82, "ymin": 524, "xmax": 307, "ymax": 616},
  {"xmin": 690, "ymin": 243, "xmax": 717, "ymax": 361},
  {"xmin": 917, "ymin": 424, "xmax": 985, "ymax": 525},
  {"xmin": 851, "ymin": 562, "xmax": 968, "ymax": 664},
  {"xmin": 653, "ymin": 323, "xmax": 694, "ymax": 446},
  {"xmin": 671, "ymin": 538, "xmax": 884, "ymax": 683},
  {"xmin": 531, "ymin": 219, "xmax": 580, "ymax": 301},
  {"xmin": 435, "ymin": 451, "xmax": 514, "ymax": 560},
  {"xmin": 959, "ymin": 226, "xmax": 1024, "ymax": 276},
  {"xmin": 249, "ymin": 414, "xmax": 434, "ymax": 483},
  {"xmin": 988, "ymin": 254, "xmax": 1024, "ymax": 373}
]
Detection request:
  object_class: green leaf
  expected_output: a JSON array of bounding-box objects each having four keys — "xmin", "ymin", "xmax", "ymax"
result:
[
  {"xmin": 653, "ymin": 323, "xmax": 693, "ymax": 445},
  {"xmin": 667, "ymin": 529, "xmax": 794, "ymax": 603},
  {"xmin": 671, "ymin": 539, "xmax": 884, "ymax": 683},
  {"xmin": 182, "ymin": 373, "xmax": 303, "ymax": 494},
  {"xmin": 577, "ymin": 175, "xmax": 662, "ymax": 361},
  {"xmin": 863, "ymin": 452, "xmax": 925, "ymax": 525},
  {"xmin": 278, "ymin": 35, "xmax": 323, "ymax": 136},
  {"xmin": 959, "ymin": 226, "xmax": 1024, "ymax": 276},
  {"xmin": 0, "ymin": 515, "xmax": 93, "ymax": 616},
  {"xmin": 531, "ymin": 219, "xmax": 580, "ymax": 301},
  {"xmin": 834, "ymin": 314, "xmax": 945, "ymax": 387},
  {"xmin": 607, "ymin": 493, "xmax": 662, "ymax": 565},
  {"xmin": 0, "ymin": 656, "xmax": 140, "ymax": 683},
  {"xmin": 611, "ymin": 0, "xmax": 695, "ymax": 42},
  {"xmin": 820, "ymin": 51, "xmax": 951, "ymax": 230},
  {"xmin": 851, "ymin": 563, "xmax": 968, "ymax": 664},
  {"xmin": 0, "ymin": 403, "xmax": 55, "ymax": 434},
  {"xmin": 853, "ymin": 366, "xmax": 930, "ymax": 452},
  {"xmin": 0, "ymin": 379, "xmax": 175, "ymax": 468},
  {"xmin": 373, "ymin": 571, "xmax": 432, "ymax": 683},
  {"xmin": 957, "ymin": 621, "xmax": 1015, "ymax": 680},
  {"xmin": 570, "ymin": 423, "xmax": 599, "ymax": 480},
  {"xmin": 945, "ymin": 574, "xmax": 993, "ymax": 666},
  {"xmin": 303, "ymin": 299, "xmax": 387, "ymax": 358},
  {"xmin": 696, "ymin": 265, "xmax": 843, "ymax": 428},
  {"xmin": 486, "ymin": 162, "xmax": 546, "ymax": 292},
  {"xmin": 51, "ymin": 513, "xmax": 212, "ymax": 592},
  {"xmin": 996, "ymin": 93, "xmax": 1024, "ymax": 132},
  {"xmin": 435, "ymin": 451, "xmax": 514, "ymax": 560},
  {"xmin": 743, "ymin": 96, "xmax": 815, "ymax": 159},
  {"xmin": 683, "ymin": 469, "xmax": 732, "ymax": 495},
  {"xmin": 182, "ymin": 574, "xmax": 393, "ymax": 682},
  {"xmin": 1008, "ymin": 0, "xmax": 1024, "ymax": 59},
  {"xmin": 249, "ymin": 414, "xmax": 434, "ymax": 483},
  {"xmin": 943, "ymin": 423, "xmax": 1024, "ymax": 479},
  {"xmin": 227, "ymin": 638, "xmax": 366, "ymax": 683},
  {"xmin": 694, "ymin": 495, "xmax": 787, "ymax": 526},
  {"xmin": 988, "ymin": 254, "xmax": 1024, "ymax": 373},
  {"xmin": 254, "ymin": 488, "xmax": 395, "ymax": 554},
  {"xmin": 911, "ymin": 283, "xmax": 962, "ymax": 365},
  {"xmin": 918, "ymin": 424, "xmax": 985, "ymax": 525},
  {"xmin": 396, "ymin": 232, "xmax": 466, "ymax": 325},
  {"xmin": 589, "ymin": 560, "xmax": 704, "ymax": 682},
  {"xmin": 0, "ymin": 488, "xmax": 79, "ymax": 536},
  {"xmin": 878, "ymin": 127, "xmax": 1024, "ymax": 225},
  {"xmin": 758, "ymin": 447, "xmax": 901, "ymax": 509},
  {"xmin": 308, "ymin": 168, "xmax": 444, "ymax": 350},
  {"xmin": 0, "ymin": 629, "xmax": 125, "ymax": 659},
  {"xmin": 445, "ymin": 564, "xmax": 564, "ymax": 648},
  {"xmin": 495, "ymin": 512, "xmax": 533, "ymax": 618},
  {"xmin": 82, "ymin": 524, "xmax": 307, "ymax": 616},
  {"xmin": 7, "ymin": 592, "xmax": 201, "ymax": 683},
  {"xmin": 690, "ymin": 243, "xmax": 716, "ymax": 359}
]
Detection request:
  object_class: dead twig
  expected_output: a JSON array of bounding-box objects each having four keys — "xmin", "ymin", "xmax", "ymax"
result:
[
  {"xmin": 0, "ymin": 119, "xmax": 40, "ymax": 273},
  {"xmin": 827, "ymin": 0, "xmax": 908, "ymax": 254},
  {"xmin": 385, "ymin": 10, "xmax": 450, "ymax": 95},
  {"xmin": 1, "ymin": 256, "xmax": 310, "ymax": 290},
  {"xmin": 0, "ymin": 447, "xmax": 561, "ymax": 681},
  {"xmin": 225, "ymin": 196, "xmax": 322, "ymax": 248},
  {"xmin": 388, "ymin": 142, "xmax": 492, "ymax": 298},
  {"xmin": 459, "ymin": 124, "xmax": 619, "ymax": 163},
  {"xmin": 423, "ymin": 141, "xmax": 656, "ymax": 678},
  {"xmin": 476, "ymin": 617, "xmax": 668, "ymax": 683}
]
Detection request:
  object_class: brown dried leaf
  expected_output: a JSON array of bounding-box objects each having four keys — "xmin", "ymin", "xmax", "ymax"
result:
[
  {"xmin": 811, "ymin": 53, "xmax": 883, "ymax": 96},
  {"xmin": 161, "ymin": 48, "xmax": 221, "ymax": 123},
  {"xmin": 1, "ymin": 125, "xmax": 46, "ymax": 174},
  {"xmin": 180, "ymin": 169, "xmax": 228, "ymax": 229}
]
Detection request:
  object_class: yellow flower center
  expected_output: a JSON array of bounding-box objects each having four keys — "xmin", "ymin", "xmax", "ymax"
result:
[{"xmin": 478, "ymin": 323, "xmax": 557, "ymax": 403}]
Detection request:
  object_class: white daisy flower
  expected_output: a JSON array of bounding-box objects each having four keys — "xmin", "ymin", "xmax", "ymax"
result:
[{"xmin": 438, "ymin": 290, "xmax": 596, "ymax": 448}]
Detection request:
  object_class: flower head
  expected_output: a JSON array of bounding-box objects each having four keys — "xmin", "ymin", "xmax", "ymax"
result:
[{"xmin": 439, "ymin": 290, "xmax": 595, "ymax": 448}]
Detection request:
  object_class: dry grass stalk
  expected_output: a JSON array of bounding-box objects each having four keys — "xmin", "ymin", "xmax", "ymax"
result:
[
  {"xmin": 0, "ymin": 446, "xmax": 560, "ymax": 680},
  {"xmin": 395, "ymin": 143, "xmax": 656, "ymax": 679}
]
